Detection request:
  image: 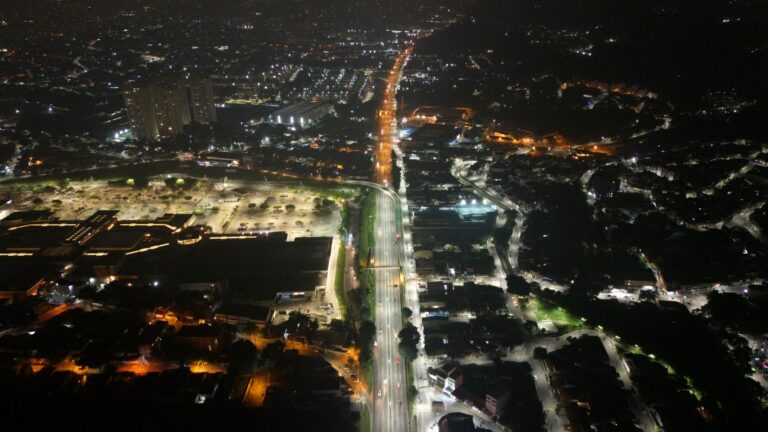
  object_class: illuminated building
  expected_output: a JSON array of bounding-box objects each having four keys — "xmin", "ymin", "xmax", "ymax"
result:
[
  {"xmin": 151, "ymin": 76, "xmax": 192, "ymax": 139},
  {"xmin": 123, "ymin": 82, "xmax": 159, "ymax": 141},
  {"xmin": 266, "ymin": 101, "xmax": 335, "ymax": 128},
  {"xmin": 187, "ymin": 72, "xmax": 217, "ymax": 124},
  {"xmin": 123, "ymin": 74, "xmax": 217, "ymax": 141}
]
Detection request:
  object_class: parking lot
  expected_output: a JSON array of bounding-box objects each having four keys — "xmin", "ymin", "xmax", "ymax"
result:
[{"xmin": 0, "ymin": 175, "xmax": 343, "ymax": 240}]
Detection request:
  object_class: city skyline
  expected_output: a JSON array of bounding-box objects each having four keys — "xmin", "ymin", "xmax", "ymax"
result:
[{"xmin": 0, "ymin": 1, "xmax": 767, "ymax": 431}]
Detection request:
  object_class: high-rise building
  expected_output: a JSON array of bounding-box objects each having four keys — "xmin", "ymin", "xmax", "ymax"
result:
[
  {"xmin": 187, "ymin": 73, "xmax": 217, "ymax": 124},
  {"xmin": 123, "ymin": 74, "xmax": 216, "ymax": 142},
  {"xmin": 123, "ymin": 82, "xmax": 159, "ymax": 141},
  {"xmin": 151, "ymin": 76, "xmax": 191, "ymax": 139}
]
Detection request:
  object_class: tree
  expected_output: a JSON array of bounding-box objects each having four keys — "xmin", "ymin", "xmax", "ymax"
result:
[
  {"xmin": 407, "ymin": 384, "xmax": 418, "ymax": 405},
  {"xmin": 399, "ymin": 340, "xmax": 418, "ymax": 361},
  {"xmin": 286, "ymin": 204, "xmax": 296, "ymax": 212},
  {"xmin": 358, "ymin": 320, "xmax": 376, "ymax": 349},
  {"xmin": 724, "ymin": 333, "xmax": 752, "ymax": 373},
  {"xmin": 227, "ymin": 339, "xmax": 258, "ymax": 372},
  {"xmin": 523, "ymin": 320, "xmax": 539, "ymax": 334},
  {"xmin": 357, "ymin": 320, "xmax": 377, "ymax": 360},
  {"xmin": 507, "ymin": 274, "xmax": 532, "ymax": 296},
  {"xmin": 129, "ymin": 177, "xmax": 149, "ymax": 188},
  {"xmin": 533, "ymin": 346, "xmax": 548, "ymax": 360},
  {"xmin": 703, "ymin": 291, "xmax": 767, "ymax": 333},
  {"xmin": 398, "ymin": 323, "xmax": 421, "ymax": 361},
  {"xmin": 261, "ymin": 341, "xmax": 285, "ymax": 362},
  {"xmin": 638, "ymin": 289, "xmax": 658, "ymax": 302},
  {"xmin": 76, "ymin": 339, "xmax": 110, "ymax": 369},
  {"xmin": 164, "ymin": 177, "xmax": 178, "ymax": 188},
  {"xmin": 285, "ymin": 311, "xmax": 319, "ymax": 342},
  {"xmin": 329, "ymin": 319, "xmax": 347, "ymax": 331}
]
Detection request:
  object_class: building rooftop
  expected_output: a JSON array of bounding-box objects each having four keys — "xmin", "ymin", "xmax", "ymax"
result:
[
  {"xmin": 175, "ymin": 324, "xmax": 225, "ymax": 339},
  {"xmin": 0, "ymin": 226, "xmax": 75, "ymax": 252},
  {"xmin": 89, "ymin": 230, "xmax": 148, "ymax": 251},
  {"xmin": 0, "ymin": 262, "xmax": 50, "ymax": 293},
  {"xmin": 1, "ymin": 210, "xmax": 54, "ymax": 224},
  {"xmin": 215, "ymin": 303, "xmax": 271, "ymax": 322},
  {"xmin": 438, "ymin": 412, "xmax": 475, "ymax": 432}
]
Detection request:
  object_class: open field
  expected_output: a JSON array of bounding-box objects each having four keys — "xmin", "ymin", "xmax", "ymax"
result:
[{"xmin": 524, "ymin": 296, "xmax": 586, "ymax": 334}]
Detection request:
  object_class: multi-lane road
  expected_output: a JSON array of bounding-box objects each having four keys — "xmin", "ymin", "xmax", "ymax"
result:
[
  {"xmin": 371, "ymin": 47, "xmax": 412, "ymax": 432},
  {"xmin": 372, "ymin": 187, "xmax": 409, "ymax": 432},
  {"xmin": 374, "ymin": 48, "xmax": 411, "ymax": 186}
]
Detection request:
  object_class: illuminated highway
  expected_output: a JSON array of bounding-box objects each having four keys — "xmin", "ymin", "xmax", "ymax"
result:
[
  {"xmin": 374, "ymin": 47, "xmax": 411, "ymax": 186},
  {"xmin": 372, "ymin": 48, "xmax": 411, "ymax": 432},
  {"xmin": 372, "ymin": 187, "xmax": 408, "ymax": 432}
]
